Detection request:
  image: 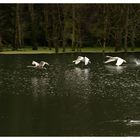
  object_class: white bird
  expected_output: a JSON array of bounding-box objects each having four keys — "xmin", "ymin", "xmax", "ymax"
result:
[
  {"xmin": 27, "ymin": 61, "xmax": 49, "ymax": 69},
  {"xmin": 134, "ymin": 59, "xmax": 140, "ymax": 65},
  {"xmin": 73, "ymin": 56, "xmax": 91, "ymax": 66},
  {"xmin": 104, "ymin": 56, "xmax": 126, "ymax": 66},
  {"xmin": 126, "ymin": 120, "xmax": 140, "ymax": 126}
]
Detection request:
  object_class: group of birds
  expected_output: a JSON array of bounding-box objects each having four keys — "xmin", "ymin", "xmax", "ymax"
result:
[
  {"xmin": 27, "ymin": 55, "xmax": 127, "ymax": 70},
  {"xmin": 73, "ymin": 55, "xmax": 127, "ymax": 66}
]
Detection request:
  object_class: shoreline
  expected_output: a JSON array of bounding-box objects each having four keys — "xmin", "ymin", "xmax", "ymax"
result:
[
  {"xmin": 0, "ymin": 47, "xmax": 140, "ymax": 54},
  {"xmin": 0, "ymin": 51, "xmax": 140, "ymax": 54}
]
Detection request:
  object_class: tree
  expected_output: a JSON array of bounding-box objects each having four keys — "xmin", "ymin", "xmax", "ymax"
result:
[
  {"xmin": 103, "ymin": 4, "xmax": 108, "ymax": 53},
  {"xmin": 124, "ymin": 5, "xmax": 129, "ymax": 52},
  {"xmin": 110, "ymin": 5, "xmax": 124, "ymax": 51},
  {"xmin": 129, "ymin": 5, "xmax": 140, "ymax": 51},
  {"xmin": 62, "ymin": 5, "xmax": 67, "ymax": 52},
  {"xmin": 28, "ymin": 4, "xmax": 38, "ymax": 50},
  {"xmin": 13, "ymin": 4, "xmax": 22, "ymax": 50},
  {"xmin": 0, "ymin": 34, "xmax": 3, "ymax": 51},
  {"xmin": 71, "ymin": 4, "xmax": 76, "ymax": 51},
  {"xmin": 43, "ymin": 4, "xmax": 53, "ymax": 50}
]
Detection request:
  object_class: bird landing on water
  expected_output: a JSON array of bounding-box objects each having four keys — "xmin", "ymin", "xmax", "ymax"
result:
[
  {"xmin": 27, "ymin": 61, "xmax": 49, "ymax": 70},
  {"xmin": 73, "ymin": 56, "xmax": 91, "ymax": 66},
  {"xmin": 104, "ymin": 56, "xmax": 126, "ymax": 66}
]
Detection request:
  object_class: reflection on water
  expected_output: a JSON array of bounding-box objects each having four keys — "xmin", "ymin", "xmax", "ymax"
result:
[
  {"xmin": 105, "ymin": 65, "xmax": 126, "ymax": 74},
  {"xmin": 64, "ymin": 67, "xmax": 91, "ymax": 99},
  {"xmin": 73, "ymin": 67, "xmax": 90, "ymax": 80},
  {"xmin": 31, "ymin": 74, "xmax": 49, "ymax": 98},
  {"xmin": 0, "ymin": 54, "xmax": 140, "ymax": 136}
]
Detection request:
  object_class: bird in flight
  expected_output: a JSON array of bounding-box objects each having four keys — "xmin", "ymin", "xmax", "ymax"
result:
[
  {"xmin": 73, "ymin": 56, "xmax": 91, "ymax": 66},
  {"xmin": 104, "ymin": 56, "xmax": 126, "ymax": 66},
  {"xmin": 133, "ymin": 59, "xmax": 140, "ymax": 66},
  {"xmin": 27, "ymin": 61, "xmax": 49, "ymax": 69}
]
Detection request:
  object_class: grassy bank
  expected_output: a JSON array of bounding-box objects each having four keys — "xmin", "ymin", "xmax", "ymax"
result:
[{"xmin": 0, "ymin": 47, "xmax": 140, "ymax": 54}]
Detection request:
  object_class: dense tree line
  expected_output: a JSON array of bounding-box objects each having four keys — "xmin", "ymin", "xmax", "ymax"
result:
[{"xmin": 0, "ymin": 4, "xmax": 140, "ymax": 52}]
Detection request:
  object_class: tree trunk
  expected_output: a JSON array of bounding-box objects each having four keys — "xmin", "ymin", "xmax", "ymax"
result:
[
  {"xmin": 103, "ymin": 4, "xmax": 108, "ymax": 53},
  {"xmin": 77, "ymin": 24, "xmax": 82, "ymax": 52},
  {"xmin": 72, "ymin": 5, "xmax": 75, "ymax": 51},
  {"xmin": 28, "ymin": 4, "xmax": 38, "ymax": 50},
  {"xmin": 0, "ymin": 34, "xmax": 3, "ymax": 51},
  {"xmin": 13, "ymin": 4, "xmax": 22, "ymax": 50},
  {"xmin": 124, "ymin": 5, "xmax": 129, "ymax": 52},
  {"xmin": 131, "ymin": 29, "xmax": 135, "ymax": 51},
  {"xmin": 114, "ymin": 30, "xmax": 122, "ymax": 52},
  {"xmin": 52, "ymin": 5, "xmax": 59, "ymax": 53},
  {"xmin": 62, "ymin": 5, "xmax": 67, "ymax": 52},
  {"xmin": 44, "ymin": 5, "xmax": 52, "ymax": 50}
]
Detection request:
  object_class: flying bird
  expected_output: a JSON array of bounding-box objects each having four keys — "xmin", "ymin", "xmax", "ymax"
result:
[
  {"xmin": 27, "ymin": 61, "xmax": 49, "ymax": 69},
  {"xmin": 73, "ymin": 56, "xmax": 91, "ymax": 66},
  {"xmin": 134, "ymin": 59, "xmax": 140, "ymax": 66},
  {"xmin": 104, "ymin": 56, "xmax": 126, "ymax": 66}
]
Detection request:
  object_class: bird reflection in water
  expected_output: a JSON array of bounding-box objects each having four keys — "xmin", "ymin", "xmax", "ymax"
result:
[
  {"xmin": 74, "ymin": 67, "xmax": 90, "ymax": 80},
  {"xmin": 31, "ymin": 75, "xmax": 49, "ymax": 100},
  {"xmin": 105, "ymin": 65, "xmax": 126, "ymax": 74},
  {"xmin": 64, "ymin": 67, "xmax": 92, "ymax": 100}
]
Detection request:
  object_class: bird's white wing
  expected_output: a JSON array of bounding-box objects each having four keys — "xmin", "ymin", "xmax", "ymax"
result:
[
  {"xmin": 45, "ymin": 62, "xmax": 49, "ymax": 66},
  {"xmin": 77, "ymin": 56, "xmax": 84, "ymax": 61},
  {"xmin": 73, "ymin": 60, "xmax": 81, "ymax": 65},
  {"xmin": 40, "ymin": 61, "xmax": 49, "ymax": 67},
  {"xmin": 104, "ymin": 57, "xmax": 116, "ymax": 64},
  {"xmin": 116, "ymin": 58, "xmax": 124, "ymax": 66},
  {"xmin": 134, "ymin": 59, "xmax": 140, "ymax": 65},
  {"xmin": 32, "ymin": 61, "xmax": 39, "ymax": 66},
  {"xmin": 73, "ymin": 56, "xmax": 84, "ymax": 64},
  {"xmin": 84, "ymin": 57, "xmax": 90, "ymax": 65}
]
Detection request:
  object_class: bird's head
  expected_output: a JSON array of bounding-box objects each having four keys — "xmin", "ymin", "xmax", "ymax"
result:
[
  {"xmin": 32, "ymin": 61, "xmax": 36, "ymax": 65},
  {"xmin": 124, "ymin": 60, "xmax": 127, "ymax": 63},
  {"xmin": 45, "ymin": 62, "xmax": 49, "ymax": 66},
  {"xmin": 106, "ymin": 55, "xmax": 111, "ymax": 58}
]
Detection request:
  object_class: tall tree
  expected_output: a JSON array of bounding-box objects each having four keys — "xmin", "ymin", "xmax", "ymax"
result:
[
  {"xmin": 28, "ymin": 4, "xmax": 38, "ymax": 50},
  {"xmin": 43, "ymin": 4, "xmax": 53, "ymax": 50},
  {"xmin": 103, "ymin": 4, "xmax": 109, "ymax": 53},
  {"xmin": 110, "ymin": 5, "xmax": 124, "ymax": 51},
  {"xmin": 52, "ymin": 4, "xmax": 61, "ymax": 53},
  {"xmin": 72, "ymin": 5, "xmax": 76, "ymax": 51},
  {"xmin": 13, "ymin": 4, "xmax": 22, "ymax": 50},
  {"xmin": 129, "ymin": 5, "xmax": 140, "ymax": 51},
  {"xmin": 124, "ymin": 5, "xmax": 129, "ymax": 52},
  {"xmin": 62, "ymin": 5, "xmax": 67, "ymax": 52},
  {"xmin": 0, "ymin": 34, "xmax": 3, "ymax": 51}
]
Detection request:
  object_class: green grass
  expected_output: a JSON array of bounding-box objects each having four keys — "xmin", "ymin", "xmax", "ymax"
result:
[{"xmin": 0, "ymin": 46, "xmax": 140, "ymax": 54}]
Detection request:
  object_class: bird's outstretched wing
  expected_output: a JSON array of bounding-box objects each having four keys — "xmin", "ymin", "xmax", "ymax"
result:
[
  {"xmin": 84, "ymin": 57, "xmax": 90, "ymax": 65},
  {"xmin": 73, "ymin": 60, "xmax": 81, "ymax": 65},
  {"xmin": 32, "ymin": 61, "xmax": 39, "ymax": 66},
  {"xmin": 40, "ymin": 61, "xmax": 49, "ymax": 67},
  {"xmin": 116, "ymin": 58, "xmax": 124, "ymax": 66},
  {"xmin": 73, "ymin": 56, "xmax": 84, "ymax": 65},
  {"xmin": 134, "ymin": 59, "xmax": 140, "ymax": 65},
  {"xmin": 104, "ymin": 57, "xmax": 117, "ymax": 64},
  {"xmin": 77, "ymin": 56, "xmax": 84, "ymax": 61}
]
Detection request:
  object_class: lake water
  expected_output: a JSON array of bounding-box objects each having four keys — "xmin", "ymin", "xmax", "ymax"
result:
[{"xmin": 0, "ymin": 53, "xmax": 140, "ymax": 136}]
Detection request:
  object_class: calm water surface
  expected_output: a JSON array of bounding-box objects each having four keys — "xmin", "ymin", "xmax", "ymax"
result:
[{"xmin": 0, "ymin": 53, "xmax": 140, "ymax": 136}]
